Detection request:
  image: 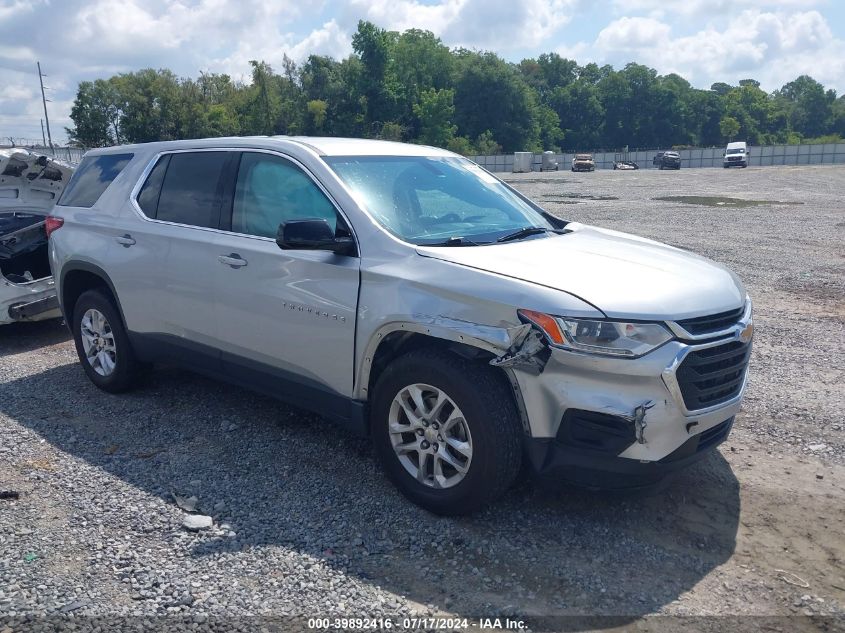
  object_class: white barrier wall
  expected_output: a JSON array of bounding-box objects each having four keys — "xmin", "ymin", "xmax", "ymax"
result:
[{"xmin": 470, "ymin": 142, "xmax": 845, "ymax": 172}]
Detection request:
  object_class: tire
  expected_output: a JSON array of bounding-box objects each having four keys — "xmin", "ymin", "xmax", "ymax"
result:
[
  {"xmin": 371, "ymin": 348, "xmax": 522, "ymax": 515},
  {"xmin": 71, "ymin": 289, "xmax": 141, "ymax": 393},
  {"xmin": 659, "ymin": 164, "xmax": 664, "ymax": 170}
]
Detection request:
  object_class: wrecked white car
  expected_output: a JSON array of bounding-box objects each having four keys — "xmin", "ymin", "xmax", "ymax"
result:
[{"xmin": 0, "ymin": 149, "xmax": 73, "ymax": 324}]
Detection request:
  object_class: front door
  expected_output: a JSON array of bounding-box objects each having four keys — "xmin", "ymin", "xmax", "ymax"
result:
[{"xmin": 213, "ymin": 151, "xmax": 360, "ymax": 417}]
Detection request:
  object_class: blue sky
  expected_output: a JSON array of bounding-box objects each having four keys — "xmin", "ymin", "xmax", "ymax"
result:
[{"xmin": 1, "ymin": 0, "xmax": 844, "ymax": 144}]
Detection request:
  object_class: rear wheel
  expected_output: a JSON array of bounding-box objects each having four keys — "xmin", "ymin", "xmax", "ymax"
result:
[
  {"xmin": 71, "ymin": 289, "xmax": 141, "ymax": 393},
  {"xmin": 371, "ymin": 349, "xmax": 522, "ymax": 515}
]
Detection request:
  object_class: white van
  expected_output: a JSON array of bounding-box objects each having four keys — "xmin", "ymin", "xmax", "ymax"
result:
[{"xmin": 723, "ymin": 141, "xmax": 749, "ymax": 168}]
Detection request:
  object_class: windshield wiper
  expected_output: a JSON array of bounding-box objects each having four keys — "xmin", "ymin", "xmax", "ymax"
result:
[
  {"xmin": 423, "ymin": 236, "xmax": 484, "ymax": 247},
  {"xmin": 496, "ymin": 227, "xmax": 564, "ymax": 243}
]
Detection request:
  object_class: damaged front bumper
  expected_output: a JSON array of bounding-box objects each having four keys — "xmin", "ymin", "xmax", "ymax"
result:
[{"xmin": 508, "ymin": 323, "xmax": 751, "ymax": 488}]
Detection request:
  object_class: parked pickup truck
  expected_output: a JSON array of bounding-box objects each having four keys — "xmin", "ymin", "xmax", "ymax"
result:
[
  {"xmin": 49, "ymin": 137, "xmax": 753, "ymax": 515},
  {"xmin": 1, "ymin": 149, "xmax": 74, "ymax": 324}
]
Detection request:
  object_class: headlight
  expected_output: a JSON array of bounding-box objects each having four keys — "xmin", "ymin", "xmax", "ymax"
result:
[{"xmin": 519, "ymin": 310, "xmax": 673, "ymax": 358}]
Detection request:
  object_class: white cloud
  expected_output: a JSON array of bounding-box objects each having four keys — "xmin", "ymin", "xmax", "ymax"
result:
[
  {"xmin": 288, "ymin": 20, "xmax": 353, "ymax": 60},
  {"xmin": 595, "ymin": 17, "xmax": 671, "ymax": 50},
  {"xmin": 342, "ymin": 0, "xmax": 578, "ymax": 50},
  {"xmin": 0, "ymin": 1, "xmax": 843, "ymax": 143},
  {"xmin": 344, "ymin": 0, "xmax": 465, "ymax": 35},
  {"xmin": 612, "ymin": 0, "xmax": 827, "ymax": 18},
  {"xmin": 594, "ymin": 10, "xmax": 845, "ymax": 90}
]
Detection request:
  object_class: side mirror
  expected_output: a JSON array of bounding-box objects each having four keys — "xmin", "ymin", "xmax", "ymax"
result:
[{"xmin": 276, "ymin": 218, "xmax": 355, "ymax": 255}]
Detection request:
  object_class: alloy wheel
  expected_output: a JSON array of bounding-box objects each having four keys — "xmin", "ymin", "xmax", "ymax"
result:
[
  {"xmin": 388, "ymin": 383, "xmax": 473, "ymax": 489},
  {"xmin": 80, "ymin": 308, "xmax": 117, "ymax": 377}
]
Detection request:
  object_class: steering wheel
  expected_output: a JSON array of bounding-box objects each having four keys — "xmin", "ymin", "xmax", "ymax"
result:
[{"xmin": 433, "ymin": 213, "xmax": 461, "ymax": 224}]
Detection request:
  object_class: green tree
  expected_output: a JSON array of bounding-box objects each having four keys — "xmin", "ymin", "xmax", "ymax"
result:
[
  {"xmin": 112, "ymin": 69, "xmax": 181, "ymax": 143},
  {"xmin": 474, "ymin": 130, "xmax": 501, "ymax": 154},
  {"xmin": 379, "ymin": 121, "xmax": 405, "ymax": 141},
  {"xmin": 413, "ymin": 88, "xmax": 456, "ymax": 148},
  {"xmin": 392, "ymin": 29, "xmax": 453, "ymax": 133},
  {"xmin": 719, "ymin": 116, "xmax": 741, "ymax": 141},
  {"xmin": 352, "ymin": 20, "xmax": 397, "ymax": 130},
  {"xmin": 453, "ymin": 52, "xmax": 539, "ymax": 152},
  {"xmin": 65, "ymin": 22, "xmax": 843, "ymax": 152},
  {"xmin": 66, "ymin": 79, "xmax": 121, "ymax": 147},
  {"xmin": 306, "ymin": 99, "xmax": 328, "ymax": 134},
  {"xmin": 446, "ymin": 136, "xmax": 475, "ymax": 155},
  {"xmin": 243, "ymin": 60, "xmax": 280, "ymax": 135},
  {"xmin": 777, "ymin": 75, "xmax": 834, "ymax": 138},
  {"xmin": 549, "ymin": 80, "xmax": 604, "ymax": 149},
  {"xmin": 536, "ymin": 105, "xmax": 563, "ymax": 151}
]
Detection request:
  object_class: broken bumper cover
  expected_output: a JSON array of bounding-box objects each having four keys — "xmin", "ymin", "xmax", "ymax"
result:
[
  {"xmin": 0, "ymin": 278, "xmax": 60, "ymax": 324},
  {"xmin": 512, "ymin": 331, "xmax": 749, "ymax": 486},
  {"xmin": 524, "ymin": 416, "xmax": 734, "ymax": 489}
]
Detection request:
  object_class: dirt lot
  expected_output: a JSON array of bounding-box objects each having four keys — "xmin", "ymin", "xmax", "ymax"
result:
[{"xmin": 1, "ymin": 165, "xmax": 844, "ymax": 632}]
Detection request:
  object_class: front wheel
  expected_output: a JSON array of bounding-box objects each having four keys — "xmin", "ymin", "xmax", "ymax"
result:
[{"xmin": 371, "ymin": 349, "xmax": 522, "ymax": 515}]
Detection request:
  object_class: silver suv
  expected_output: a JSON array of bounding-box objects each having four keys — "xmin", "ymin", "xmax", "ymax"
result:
[{"xmin": 48, "ymin": 137, "xmax": 752, "ymax": 515}]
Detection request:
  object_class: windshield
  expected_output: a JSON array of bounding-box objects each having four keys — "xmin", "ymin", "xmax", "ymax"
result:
[
  {"xmin": 324, "ymin": 156, "xmax": 554, "ymax": 245},
  {"xmin": 726, "ymin": 148, "xmax": 745, "ymax": 155}
]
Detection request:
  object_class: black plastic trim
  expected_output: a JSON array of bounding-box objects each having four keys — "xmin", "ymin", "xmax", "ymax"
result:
[
  {"xmin": 57, "ymin": 261, "xmax": 128, "ymax": 326},
  {"xmin": 8, "ymin": 294, "xmax": 59, "ymax": 320},
  {"xmin": 127, "ymin": 332, "xmax": 368, "ymax": 436},
  {"xmin": 525, "ymin": 417, "xmax": 734, "ymax": 490}
]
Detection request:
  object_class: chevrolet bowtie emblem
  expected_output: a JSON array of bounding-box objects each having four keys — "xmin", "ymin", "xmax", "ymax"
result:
[{"xmin": 739, "ymin": 323, "xmax": 754, "ymax": 343}]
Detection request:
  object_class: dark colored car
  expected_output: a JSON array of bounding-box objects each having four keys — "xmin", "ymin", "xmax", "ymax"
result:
[{"xmin": 655, "ymin": 151, "xmax": 681, "ymax": 170}]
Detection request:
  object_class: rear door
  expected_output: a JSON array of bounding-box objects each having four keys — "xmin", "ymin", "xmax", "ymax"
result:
[
  {"xmin": 116, "ymin": 150, "xmax": 231, "ymax": 356},
  {"xmin": 213, "ymin": 150, "xmax": 360, "ymax": 412}
]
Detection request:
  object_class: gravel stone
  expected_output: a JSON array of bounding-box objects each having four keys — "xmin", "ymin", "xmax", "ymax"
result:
[
  {"xmin": 0, "ymin": 165, "xmax": 842, "ymax": 626},
  {"xmin": 181, "ymin": 515, "xmax": 213, "ymax": 531}
]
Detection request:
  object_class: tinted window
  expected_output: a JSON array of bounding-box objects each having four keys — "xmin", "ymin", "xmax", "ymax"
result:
[
  {"xmin": 231, "ymin": 152, "xmax": 337, "ymax": 238},
  {"xmin": 136, "ymin": 154, "xmax": 171, "ymax": 218},
  {"xmin": 58, "ymin": 153, "xmax": 133, "ymax": 208},
  {"xmin": 156, "ymin": 152, "xmax": 228, "ymax": 228}
]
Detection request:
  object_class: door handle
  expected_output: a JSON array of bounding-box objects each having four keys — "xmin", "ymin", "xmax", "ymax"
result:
[
  {"xmin": 115, "ymin": 234, "xmax": 136, "ymax": 247},
  {"xmin": 218, "ymin": 253, "xmax": 247, "ymax": 268}
]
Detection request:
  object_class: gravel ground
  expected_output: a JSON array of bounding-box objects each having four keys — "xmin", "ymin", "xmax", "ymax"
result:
[{"xmin": 1, "ymin": 165, "xmax": 844, "ymax": 632}]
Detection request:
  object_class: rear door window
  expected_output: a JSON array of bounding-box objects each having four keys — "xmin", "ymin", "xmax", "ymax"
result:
[
  {"xmin": 58, "ymin": 153, "xmax": 133, "ymax": 208},
  {"xmin": 155, "ymin": 152, "xmax": 228, "ymax": 229}
]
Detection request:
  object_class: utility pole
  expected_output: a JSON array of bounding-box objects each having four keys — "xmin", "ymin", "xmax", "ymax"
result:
[
  {"xmin": 37, "ymin": 61, "xmax": 53, "ymax": 151},
  {"xmin": 40, "ymin": 119, "xmax": 46, "ymax": 147}
]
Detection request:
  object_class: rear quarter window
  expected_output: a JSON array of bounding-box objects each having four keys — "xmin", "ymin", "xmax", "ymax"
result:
[
  {"xmin": 136, "ymin": 154, "xmax": 171, "ymax": 218},
  {"xmin": 58, "ymin": 153, "xmax": 133, "ymax": 208}
]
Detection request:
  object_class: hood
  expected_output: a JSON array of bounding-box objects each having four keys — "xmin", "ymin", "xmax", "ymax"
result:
[
  {"xmin": 416, "ymin": 223, "xmax": 746, "ymax": 320},
  {"xmin": 0, "ymin": 149, "xmax": 75, "ymax": 215}
]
